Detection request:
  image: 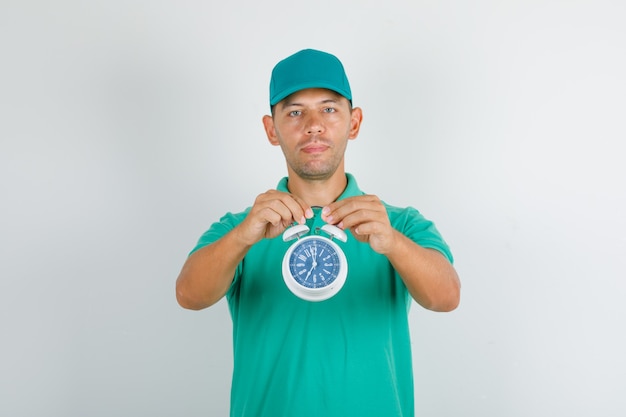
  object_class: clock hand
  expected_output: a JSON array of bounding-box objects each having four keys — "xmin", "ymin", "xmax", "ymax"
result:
[
  {"xmin": 304, "ymin": 264, "xmax": 315, "ymax": 281},
  {"xmin": 304, "ymin": 249, "xmax": 318, "ymax": 282}
]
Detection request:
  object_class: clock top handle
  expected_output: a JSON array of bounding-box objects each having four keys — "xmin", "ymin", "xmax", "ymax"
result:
[
  {"xmin": 282, "ymin": 224, "xmax": 310, "ymax": 242},
  {"xmin": 321, "ymin": 224, "xmax": 348, "ymax": 242}
]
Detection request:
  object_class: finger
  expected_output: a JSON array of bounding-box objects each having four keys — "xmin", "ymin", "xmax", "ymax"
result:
[
  {"xmin": 323, "ymin": 195, "xmax": 382, "ymax": 218},
  {"xmin": 258, "ymin": 205, "xmax": 289, "ymax": 227},
  {"xmin": 279, "ymin": 193, "xmax": 313, "ymax": 224},
  {"xmin": 257, "ymin": 191, "xmax": 311, "ymax": 225},
  {"xmin": 322, "ymin": 196, "xmax": 385, "ymax": 226},
  {"xmin": 349, "ymin": 219, "xmax": 386, "ymax": 236},
  {"xmin": 337, "ymin": 209, "xmax": 387, "ymax": 232}
]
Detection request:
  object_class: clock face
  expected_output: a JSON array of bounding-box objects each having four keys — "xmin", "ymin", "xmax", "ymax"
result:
[
  {"xmin": 282, "ymin": 234, "xmax": 348, "ymax": 301},
  {"xmin": 288, "ymin": 237, "xmax": 342, "ymax": 288}
]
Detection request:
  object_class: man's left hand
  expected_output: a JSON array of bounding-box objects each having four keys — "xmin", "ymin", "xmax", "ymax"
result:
[{"xmin": 321, "ymin": 195, "xmax": 397, "ymax": 255}]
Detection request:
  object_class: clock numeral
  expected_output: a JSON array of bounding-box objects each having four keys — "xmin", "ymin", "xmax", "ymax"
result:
[{"xmin": 287, "ymin": 237, "xmax": 343, "ymax": 290}]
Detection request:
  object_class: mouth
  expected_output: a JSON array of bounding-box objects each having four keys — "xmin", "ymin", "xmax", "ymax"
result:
[
  {"xmin": 302, "ymin": 146, "xmax": 328, "ymax": 154},
  {"xmin": 301, "ymin": 141, "xmax": 330, "ymax": 154}
]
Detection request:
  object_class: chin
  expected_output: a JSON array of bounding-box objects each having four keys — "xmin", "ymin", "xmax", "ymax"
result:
[{"xmin": 296, "ymin": 169, "xmax": 332, "ymax": 181}]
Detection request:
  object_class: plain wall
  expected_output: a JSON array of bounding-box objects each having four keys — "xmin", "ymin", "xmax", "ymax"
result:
[{"xmin": 1, "ymin": 0, "xmax": 625, "ymax": 416}]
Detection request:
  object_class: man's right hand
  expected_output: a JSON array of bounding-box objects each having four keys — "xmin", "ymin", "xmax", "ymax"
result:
[{"xmin": 234, "ymin": 190, "xmax": 313, "ymax": 246}]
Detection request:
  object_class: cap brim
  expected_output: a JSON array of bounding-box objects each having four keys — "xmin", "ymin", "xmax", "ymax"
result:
[{"xmin": 270, "ymin": 82, "xmax": 352, "ymax": 106}]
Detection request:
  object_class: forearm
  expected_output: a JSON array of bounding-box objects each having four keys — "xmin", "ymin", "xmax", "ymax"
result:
[
  {"xmin": 386, "ymin": 231, "xmax": 461, "ymax": 312},
  {"xmin": 176, "ymin": 190, "xmax": 313, "ymax": 310},
  {"xmin": 176, "ymin": 226, "xmax": 251, "ymax": 310}
]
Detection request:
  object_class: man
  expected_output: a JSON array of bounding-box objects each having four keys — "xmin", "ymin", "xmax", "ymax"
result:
[{"xmin": 176, "ymin": 48, "xmax": 460, "ymax": 417}]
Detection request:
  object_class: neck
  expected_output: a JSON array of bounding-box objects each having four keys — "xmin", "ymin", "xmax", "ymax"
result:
[{"xmin": 286, "ymin": 170, "xmax": 348, "ymax": 207}]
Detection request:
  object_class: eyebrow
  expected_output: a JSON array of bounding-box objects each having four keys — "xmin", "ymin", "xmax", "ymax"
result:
[{"xmin": 281, "ymin": 98, "xmax": 339, "ymax": 110}]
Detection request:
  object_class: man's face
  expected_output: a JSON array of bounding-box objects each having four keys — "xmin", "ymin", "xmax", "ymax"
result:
[{"xmin": 264, "ymin": 88, "xmax": 362, "ymax": 181}]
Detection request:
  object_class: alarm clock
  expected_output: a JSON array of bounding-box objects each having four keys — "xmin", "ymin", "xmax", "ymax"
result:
[{"xmin": 281, "ymin": 223, "xmax": 348, "ymax": 302}]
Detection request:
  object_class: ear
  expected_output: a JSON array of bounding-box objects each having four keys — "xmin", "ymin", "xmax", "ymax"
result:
[
  {"xmin": 262, "ymin": 115, "xmax": 280, "ymax": 146},
  {"xmin": 348, "ymin": 107, "xmax": 363, "ymax": 140}
]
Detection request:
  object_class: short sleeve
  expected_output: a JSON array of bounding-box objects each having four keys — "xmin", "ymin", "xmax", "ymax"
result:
[{"xmin": 389, "ymin": 206, "xmax": 454, "ymax": 264}]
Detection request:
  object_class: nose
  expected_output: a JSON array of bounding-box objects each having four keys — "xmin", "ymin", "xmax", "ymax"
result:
[{"xmin": 304, "ymin": 112, "xmax": 324, "ymax": 135}]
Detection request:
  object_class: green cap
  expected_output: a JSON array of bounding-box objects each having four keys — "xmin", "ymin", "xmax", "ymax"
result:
[{"xmin": 269, "ymin": 49, "xmax": 352, "ymax": 107}]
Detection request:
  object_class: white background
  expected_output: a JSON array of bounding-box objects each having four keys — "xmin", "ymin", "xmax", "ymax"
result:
[{"xmin": 1, "ymin": 1, "xmax": 625, "ymax": 416}]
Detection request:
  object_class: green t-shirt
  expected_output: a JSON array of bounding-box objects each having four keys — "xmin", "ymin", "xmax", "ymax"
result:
[{"xmin": 191, "ymin": 174, "xmax": 453, "ymax": 417}]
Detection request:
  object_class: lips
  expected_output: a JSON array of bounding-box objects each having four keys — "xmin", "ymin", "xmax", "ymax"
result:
[
  {"xmin": 302, "ymin": 145, "xmax": 329, "ymax": 153},
  {"xmin": 301, "ymin": 141, "xmax": 330, "ymax": 154}
]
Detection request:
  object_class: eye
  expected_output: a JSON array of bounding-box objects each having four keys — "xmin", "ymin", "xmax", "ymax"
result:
[
  {"xmin": 289, "ymin": 110, "xmax": 302, "ymax": 117},
  {"xmin": 323, "ymin": 107, "xmax": 336, "ymax": 113}
]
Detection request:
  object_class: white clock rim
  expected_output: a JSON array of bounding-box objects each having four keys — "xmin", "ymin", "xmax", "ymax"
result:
[{"xmin": 282, "ymin": 235, "xmax": 348, "ymax": 302}]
